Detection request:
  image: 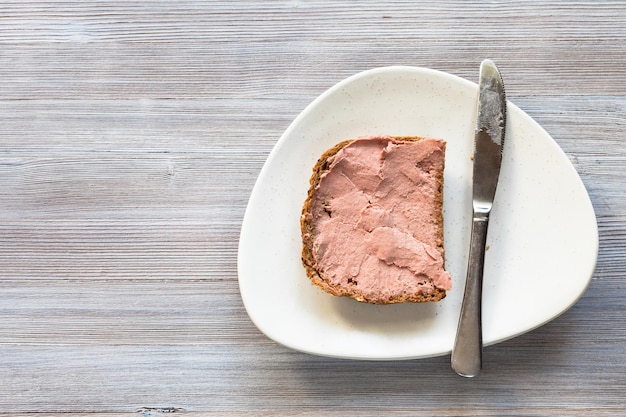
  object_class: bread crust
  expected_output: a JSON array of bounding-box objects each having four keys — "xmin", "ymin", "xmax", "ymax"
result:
[{"xmin": 300, "ymin": 136, "xmax": 447, "ymax": 304}]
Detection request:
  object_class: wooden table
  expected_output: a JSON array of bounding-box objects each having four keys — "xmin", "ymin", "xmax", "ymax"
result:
[{"xmin": 1, "ymin": 1, "xmax": 625, "ymax": 415}]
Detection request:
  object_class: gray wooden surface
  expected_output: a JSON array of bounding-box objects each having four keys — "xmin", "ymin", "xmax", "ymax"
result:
[{"xmin": 1, "ymin": 1, "xmax": 625, "ymax": 415}]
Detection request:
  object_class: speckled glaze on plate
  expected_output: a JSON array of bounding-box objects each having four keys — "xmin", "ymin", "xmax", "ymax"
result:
[{"xmin": 238, "ymin": 66, "xmax": 598, "ymax": 360}]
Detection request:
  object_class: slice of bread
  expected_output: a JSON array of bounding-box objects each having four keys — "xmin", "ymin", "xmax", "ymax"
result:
[{"xmin": 300, "ymin": 136, "xmax": 450, "ymax": 304}]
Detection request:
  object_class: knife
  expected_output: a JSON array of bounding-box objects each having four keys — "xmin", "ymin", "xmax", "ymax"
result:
[{"xmin": 451, "ymin": 59, "xmax": 506, "ymax": 377}]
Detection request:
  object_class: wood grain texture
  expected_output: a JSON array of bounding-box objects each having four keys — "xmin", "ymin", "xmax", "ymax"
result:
[{"xmin": 1, "ymin": 1, "xmax": 625, "ymax": 415}]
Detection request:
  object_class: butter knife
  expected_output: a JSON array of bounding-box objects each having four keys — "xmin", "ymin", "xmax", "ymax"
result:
[{"xmin": 451, "ymin": 59, "xmax": 506, "ymax": 377}]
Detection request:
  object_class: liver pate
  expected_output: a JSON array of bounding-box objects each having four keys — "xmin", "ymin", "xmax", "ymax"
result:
[{"xmin": 301, "ymin": 136, "xmax": 451, "ymax": 304}]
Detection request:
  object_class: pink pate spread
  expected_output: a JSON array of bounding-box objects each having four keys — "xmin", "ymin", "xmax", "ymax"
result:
[{"xmin": 310, "ymin": 136, "xmax": 452, "ymax": 301}]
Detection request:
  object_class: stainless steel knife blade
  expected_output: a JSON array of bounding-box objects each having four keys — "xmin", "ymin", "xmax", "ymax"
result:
[{"xmin": 451, "ymin": 59, "xmax": 506, "ymax": 377}]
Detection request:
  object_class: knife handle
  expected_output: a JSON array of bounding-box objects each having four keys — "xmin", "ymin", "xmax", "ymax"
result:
[{"xmin": 451, "ymin": 213, "xmax": 489, "ymax": 377}]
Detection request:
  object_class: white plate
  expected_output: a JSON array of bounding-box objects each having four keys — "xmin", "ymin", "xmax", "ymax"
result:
[{"xmin": 238, "ymin": 66, "xmax": 598, "ymax": 360}]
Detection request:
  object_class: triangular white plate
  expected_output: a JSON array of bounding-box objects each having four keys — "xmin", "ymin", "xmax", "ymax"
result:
[{"xmin": 238, "ymin": 66, "xmax": 598, "ymax": 360}]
